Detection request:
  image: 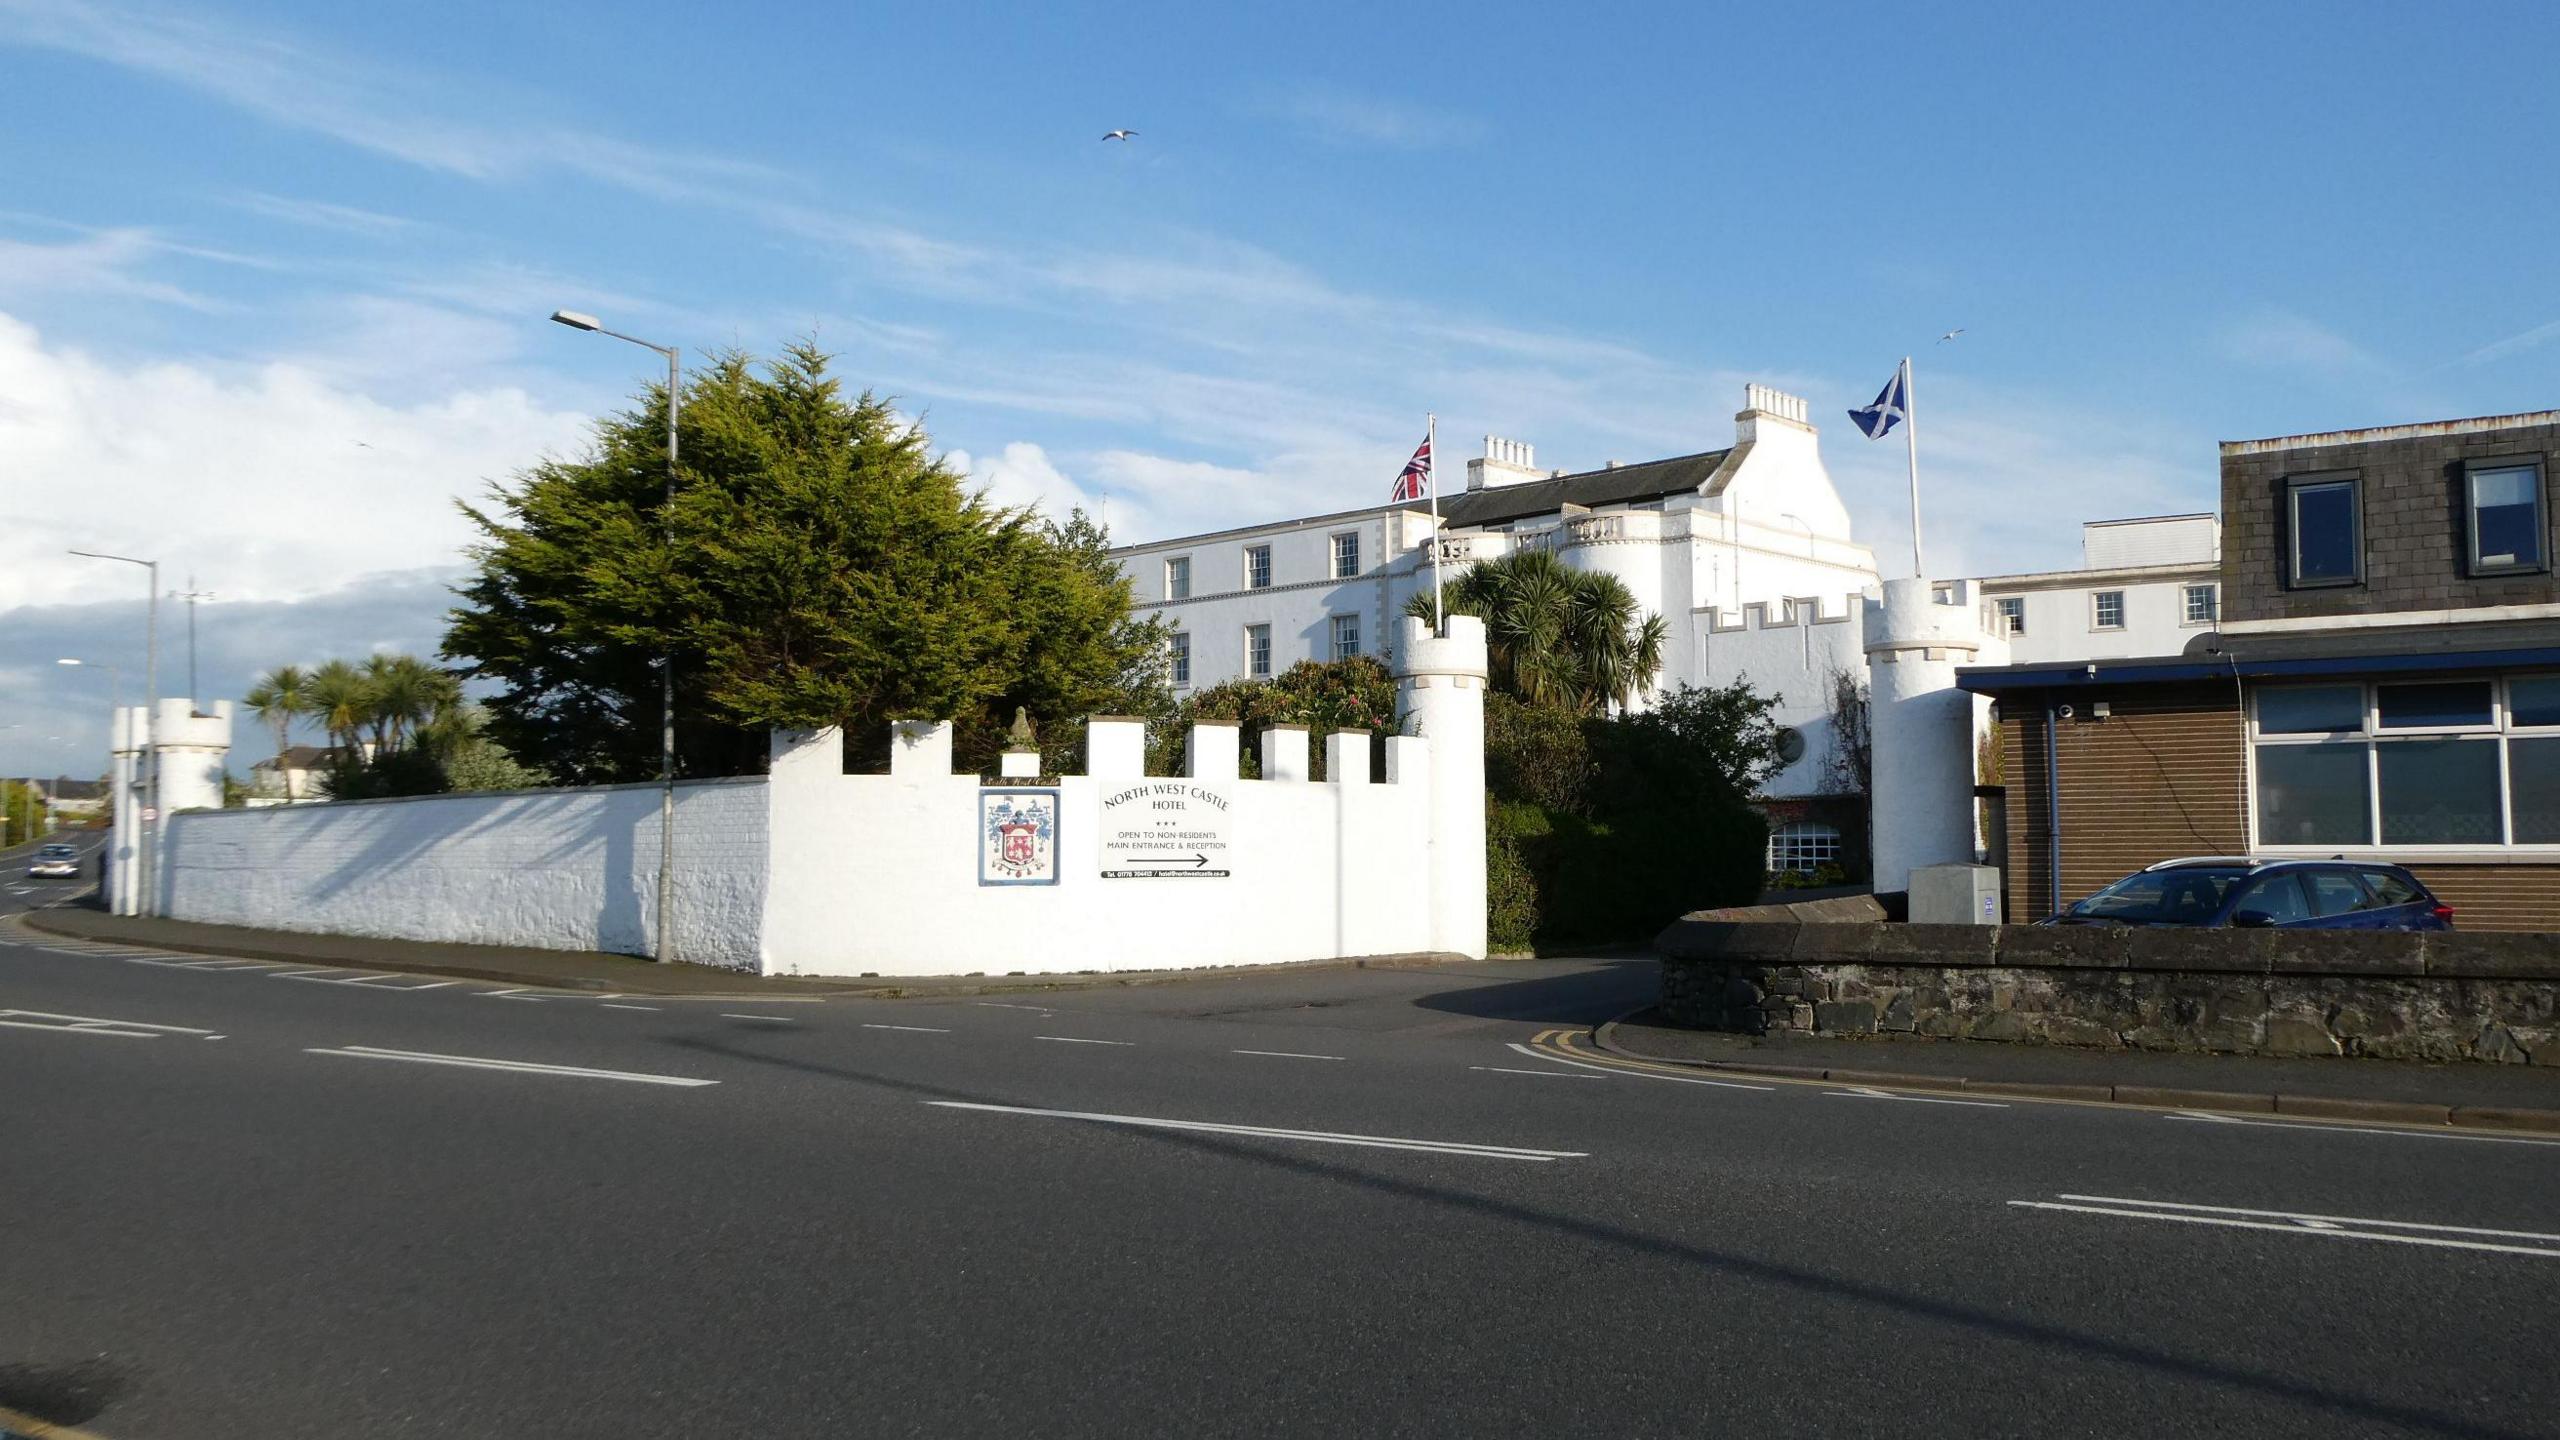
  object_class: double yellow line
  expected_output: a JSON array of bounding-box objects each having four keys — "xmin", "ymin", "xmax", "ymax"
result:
[{"xmin": 1520, "ymin": 1026, "xmax": 1776, "ymax": 1083}]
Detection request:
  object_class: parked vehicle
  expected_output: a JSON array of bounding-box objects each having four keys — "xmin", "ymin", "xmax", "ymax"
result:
[
  {"xmin": 2045, "ymin": 857, "xmax": 2454, "ymax": 930},
  {"xmin": 27, "ymin": 843, "xmax": 82, "ymax": 879}
]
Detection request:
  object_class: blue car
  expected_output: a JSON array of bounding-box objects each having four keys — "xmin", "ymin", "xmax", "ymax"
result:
[{"xmin": 2048, "ymin": 857, "xmax": 2455, "ymax": 931}]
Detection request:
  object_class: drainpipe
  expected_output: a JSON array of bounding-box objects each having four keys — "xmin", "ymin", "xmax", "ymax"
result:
[{"xmin": 2045, "ymin": 700, "xmax": 2063, "ymax": 917}]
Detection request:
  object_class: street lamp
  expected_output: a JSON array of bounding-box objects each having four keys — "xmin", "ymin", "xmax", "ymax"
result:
[
  {"xmin": 551, "ymin": 308, "xmax": 682, "ymax": 964},
  {"xmin": 67, "ymin": 552, "xmax": 157, "ymax": 916}
]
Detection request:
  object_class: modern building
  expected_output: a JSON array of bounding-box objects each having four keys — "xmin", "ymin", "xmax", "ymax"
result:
[{"xmin": 1961, "ymin": 407, "xmax": 2560, "ymax": 930}]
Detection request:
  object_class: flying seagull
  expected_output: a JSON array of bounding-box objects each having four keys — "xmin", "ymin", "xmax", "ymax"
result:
[
  {"xmin": 1102, "ymin": 129, "xmax": 1137, "ymax": 142},
  {"xmin": 1936, "ymin": 328, "xmax": 1965, "ymax": 344}
]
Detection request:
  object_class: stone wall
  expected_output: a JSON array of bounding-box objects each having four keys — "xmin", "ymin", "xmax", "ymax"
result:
[{"xmin": 1655, "ymin": 919, "xmax": 2560, "ymax": 1065}]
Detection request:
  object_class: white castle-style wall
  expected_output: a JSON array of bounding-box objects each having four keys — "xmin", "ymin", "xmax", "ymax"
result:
[
  {"xmin": 1864, "ymin": 577, "xmax": 2007, "ymax": 891},
  {"xmin": 155, "ymin": 619, "xmax": 1492, "ymax": 976}
]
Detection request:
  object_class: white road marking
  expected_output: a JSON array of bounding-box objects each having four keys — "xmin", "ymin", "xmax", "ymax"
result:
[
  {"xmin": 864, "ymin": 1023, "xmax": 952, "ymax": 1033},
  {"xmin": 1035, "ymin": 1035, "xmax": 1135, "ymax": 1046},
  {"xmin": 1233, "ymin": 1049, "xmax": 1343, "ymax": 1061},
  {"xmin": 602, "ymin": 1003, "xmax": 662, "ymax": 1012},
  {"xmin": 1824, "ymin": 1086, "xmax": 2009, "ymax": 1109},
  {"xmin": 926, "ymin": 1101, "xmax": 1587, "ymax": 1162},
  {"xmin": 721, "ymin": 1013, "xmax": 795, "ymax": 1023},
  {"xmin": 2008, "ymin": 1195, "xmax": 2560, "ymax": 1260},
  {"xmin": 1504, "ymin": 1042, "xmax": 1775, "ymax": 1091},
  {"xmin": 268, "ymin": 968, "xmax": 348, "ymax": 979},
  {"xmin": 2055, "ymin": 1194, "xmax": 2560, "ymax": 1244},
  {"xmin": 172, "ymin": 958, "xmax": 276, "ymax": 971},
  {"xmin": 975, "ymin": 1001, "xmax": 1055, "ymax": 1013},
  {"xmin": 1472, "ymin": 1065, "xmax": 1605, "ymax": 1081},
  {"xmin": 304, "ymin": 1045, "xmax": 718, "ymax": 1087},
  {"xmin": 2166, "ymin": 1111, "xmax": 2560, "ymax": 1148},
  {"xmin": 0, "ymin": 1008, "xmax": 221, "ymax": 1039}
]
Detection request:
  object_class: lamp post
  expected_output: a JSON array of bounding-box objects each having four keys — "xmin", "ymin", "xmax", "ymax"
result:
[
  {"xmin": 67, "ymin": 553, "xmax": 157, "ymax": 915},
  {"xmin": 550, "ymin": 309, "xmax": 681, "ymax": 964}
]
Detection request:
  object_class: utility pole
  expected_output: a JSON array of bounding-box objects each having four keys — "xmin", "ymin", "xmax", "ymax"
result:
[
  {"xmin": 69, "ymin": 551, "xmax": 158, "ymax": 915},
  {"xmin": 178, "ymin": 576, "xmax": 214, "ymax": 708}
]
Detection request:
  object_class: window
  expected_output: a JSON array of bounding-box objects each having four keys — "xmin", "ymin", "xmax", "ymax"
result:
[
  {"xmin": 1244, "ymin": 545, "xmax": 1272, "ymax": 590},
  {"xmin": 2358, "ymin": 868, "xmax": 2421, "ymax": 907},
  {"xmin": 2091, "ymin": 591, "xmax": 2125, "ymax": 630},
  {"xmin": 1994, "ymin": 596, "xmax": 2025, "ymax": 635},
  {"xmin": 1766, "ymin": 821, "xmax": 1842, "ymax": 874},
  {"xmin": 1931, "ymin": 581, "xmax": 1956, "ymax": 604},
  {"xmin": 2250, "ymin": 676, "xmax": 2560, "ymax": 852},
  {"xmin": 1164, "ymin": 556, "xmax": 1191, "ymax": 600},
  {"xmin": 1330, "ymin": 532, "xmax": 1360, "ymax": 579},
  {"xmin": 2466, "ymin": 460, "xmax": 2546, "ymax": 574},
  {"xmin": 2232, "ymin": 873, "xmax": 2312, "ymax": 925},
  {"xmin": 2287, "ymin": 475, "xmax": 2362, "ymax": 587},
  {"xmin": 2303, "ymin": 869, "xmax": 2372, "ymax": 918},
  {"xmin": 2183, "ymin": 584, "xmax": 2218, "ymax": 625},
  {"xmin": 1329, "ymin": 613, "xmax": 1362, "ymax": 661},
  {"xmin": 1168, "ymin": 632, "xmax": 1190, "ymax": 688},
  {"xmin": 1245, "ymin": 624, "xmax": 1271, "ymax": 677}
]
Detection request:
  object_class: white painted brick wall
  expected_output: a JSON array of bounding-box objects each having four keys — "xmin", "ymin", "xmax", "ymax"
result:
[{"xmin": 159, "ymin": 780, "xmax": 769, "ymax": 971}]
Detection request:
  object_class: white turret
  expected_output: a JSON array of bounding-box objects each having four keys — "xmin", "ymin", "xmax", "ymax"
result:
[
  {"xmin": 1863, "ymin": 578, "xmax": 2006, "ymax": 893},
  {"xmin": 1394, "ymin": 615, "xmax": 1489, "ymax": 959}
]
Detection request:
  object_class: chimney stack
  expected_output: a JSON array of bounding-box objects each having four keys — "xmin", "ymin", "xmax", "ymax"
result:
[{"xmin": 1467, "ymin": 435, "xmax": 1543, "ymax": 491}]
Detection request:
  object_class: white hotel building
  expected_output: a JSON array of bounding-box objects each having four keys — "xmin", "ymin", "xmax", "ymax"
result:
[{"xmin": 1111, "ymin": 383, "xmax": 2224, "ymax": 875}]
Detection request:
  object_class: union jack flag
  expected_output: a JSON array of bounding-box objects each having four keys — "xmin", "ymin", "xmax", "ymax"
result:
[{"xmin": 1389, "ymin": 435, "xmax": 1432, "ymax": 503}]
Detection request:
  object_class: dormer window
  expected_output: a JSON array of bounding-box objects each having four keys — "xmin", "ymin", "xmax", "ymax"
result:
[{"xmin": 2467, "ymin": 460, "xmax": 2546, "ymax": 576}]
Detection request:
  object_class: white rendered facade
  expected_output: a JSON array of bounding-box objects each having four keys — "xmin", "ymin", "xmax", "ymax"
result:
[
  {"xmin": 1975, "ymin": 514, "xmax": 2222, "ymax": 664},
  {"xmin": 1112, "ymin": 385, "xmax": 1882, "ymax": 801}
]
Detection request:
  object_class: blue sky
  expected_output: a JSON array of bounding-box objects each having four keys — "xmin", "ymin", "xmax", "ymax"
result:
[{"xmin": 2, "ymin": 0, "xmax": 2556, "ymax": 775}]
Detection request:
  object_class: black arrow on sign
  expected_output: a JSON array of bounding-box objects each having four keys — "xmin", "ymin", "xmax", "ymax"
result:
[{"xmin": 1119, "ymin": 853, "xmax": 1209, "ymax": 867}]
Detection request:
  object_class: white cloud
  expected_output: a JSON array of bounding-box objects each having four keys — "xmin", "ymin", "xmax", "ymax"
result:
[
  {"xmin": 225, "ymin": 190, "xmax": 415, "ymax": 236},
  {"xmin": 949, "ymin": 441, "xmax": 1107, "ymax": 523},
  {"xmin": 2218, "ymin": 308, "xmax": 2389, "ymax": 378},
  {"xmin": 0, "ymin": 227, "xmax": 223, "ymax": 310},
  {"xmin": 1262, "ymin": 87, "xmax": 1486, "ymax": 150},
  {"xmin": 0, "ymin": 309, "xmax": 589, "ymax": 611},
  {"xmin": 1, "ymin": 0, "xmax": 788, "ymax": 198}
]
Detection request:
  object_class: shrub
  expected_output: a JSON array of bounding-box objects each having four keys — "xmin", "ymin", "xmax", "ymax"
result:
[{"xmin": 1481, "ymin": 688, "xmax": 1773, "ymax": 949}]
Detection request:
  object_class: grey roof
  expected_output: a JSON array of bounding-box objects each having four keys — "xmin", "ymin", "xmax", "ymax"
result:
[{"xmin": 1424, "ymin": 450, "xmax": 1733, "ymax": 529}]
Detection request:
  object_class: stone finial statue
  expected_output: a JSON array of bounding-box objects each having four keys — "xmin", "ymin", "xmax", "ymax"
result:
[{"xmin": 1006, "ymin": 707, "xmax": 1038, "ymax": 752}]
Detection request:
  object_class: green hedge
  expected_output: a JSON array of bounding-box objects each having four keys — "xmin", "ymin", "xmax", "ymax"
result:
[{"xmin": 1483, "ymin": 692, "xmax": 1770, "ymax": 951}]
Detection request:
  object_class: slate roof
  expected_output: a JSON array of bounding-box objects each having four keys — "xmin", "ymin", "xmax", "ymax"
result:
[
  {"xmin": 1422, "ymin": 450, "xmax": 1732, "ymax": 529},
  {"xmin": 250, "ymin": 744, "xmax": 349, "ymax": 771}
]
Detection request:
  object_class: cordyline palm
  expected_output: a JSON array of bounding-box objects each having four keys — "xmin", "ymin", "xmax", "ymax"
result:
[
  {"xmin": 365, "ymin": 654, "xmax": 461, "ymax": 753},
  {"xmin": 1407, "ymin": 548, "xmax": 1666, "ymax": 714},
  {"xmin": 243, "ymin": 664, "xmax": 311, "ymax": 802},
  {"xmin": 301, "ymin": 659, "xmax": 373, "ymax": 755}
]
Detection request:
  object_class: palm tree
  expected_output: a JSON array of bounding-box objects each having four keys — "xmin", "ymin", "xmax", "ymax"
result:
[
  {"xmin": 1407, "ymin": 548, "xmax": 1666, "ymax": 714},
  {"xmin": 244, "ymin": 664, "xmax": 311, "ymax": 802},
  {"xmin": 302, "ymin": 659, "xmax": 374, "ymax": 757},
  {"xmin": 365, "ymin": 654, "xmax": 457, "ymax": 753}
]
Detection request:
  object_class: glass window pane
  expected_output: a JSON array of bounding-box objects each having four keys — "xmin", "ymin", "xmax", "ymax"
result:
[
  {"xmin": 2255, "ymin": 744, "xmax": 2371, "ymax": 844},
  {"xmin": 2377, "ymin": 739, "xmax": 2501, "ymax": 844},
  {"xmin": 2375, "ymin": 681, "xmax": 2493, "ymax": 729},
  {"xmin": 2510, "ymin": 677, "xmax": 2560, "ymax": 728},
  {"xmin": 2511, "ymin": 736, "xmax": 2560, "ymax": 844},
  {"xmin": 2304, "ymin": 870, "xmax": 2370, "ymax": 917},
  {"xmin": 2471, "ymin": 465, "xmax": 2543, "ymax": 570},
  {"xmin": 2358, "ymin": 868, "xmax": 2420, "ymax": 906},
  {"xmin": 2293, "ymin": 481, "xmax": 2360, "ymax": 583},
  {"xmin": 2257, "ymin": 685, "xmax": 2364, "ymax": 734},
  {"xmin": 2234, "ymin": 873, "xmax": 2311, "ymax": 924}
]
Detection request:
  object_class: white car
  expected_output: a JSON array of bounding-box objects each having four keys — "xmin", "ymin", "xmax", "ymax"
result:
[{"xmin": 27, "ymin": 843, "xmax": 81, "ymax": 878}]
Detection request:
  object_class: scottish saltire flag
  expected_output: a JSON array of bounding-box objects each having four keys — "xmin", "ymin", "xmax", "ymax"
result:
[
  {"xmin": 1848, "ymin": 368, "xmax": 1909, "ymax": 439},
  {"xmin": 1390, "ymin": 435, "xmax": 1432, "ymax": 502}
]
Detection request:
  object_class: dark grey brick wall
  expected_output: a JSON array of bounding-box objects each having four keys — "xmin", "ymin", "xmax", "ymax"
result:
[{"xmin": 2219, "ymin": 418, "xmax": 2560, "ymax": 624}]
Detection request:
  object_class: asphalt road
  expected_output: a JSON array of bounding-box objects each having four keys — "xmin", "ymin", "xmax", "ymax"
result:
[{"xmin": 4, "ymin": 873, "xmax": 2556, "ymax": 1438}]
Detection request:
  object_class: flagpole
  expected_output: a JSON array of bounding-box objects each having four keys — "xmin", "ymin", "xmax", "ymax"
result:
[
  {"xmin": 1426, "ymin": 412, "xmax": 1446, "ymax": 631},
  {"xmin": 1901, "ymin": 355, "xmax": 1925, "ymax": 579}
]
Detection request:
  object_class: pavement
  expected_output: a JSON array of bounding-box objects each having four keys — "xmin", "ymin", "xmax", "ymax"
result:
[
  {"xmin": 1602, "ymin": 1010, "xmax": 2560, "ymax": 1128},
  {"xmin": 18, "ymin": 894, "xmax": 1483, "ymax": 1001},
  {"xmin": 7, "ymin": 851, "xmax": 2560, "ymax": 1439}
]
